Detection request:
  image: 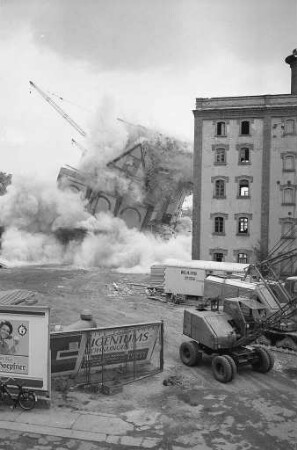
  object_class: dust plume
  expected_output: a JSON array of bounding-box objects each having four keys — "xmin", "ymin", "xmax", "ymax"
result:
[
  {"xmin": 0, "ymin": 175, "xmax": 191, "ymax": 272},
  {"xmin": 78, "ymin": 97, "xmax": 144, "ymax": 203}
]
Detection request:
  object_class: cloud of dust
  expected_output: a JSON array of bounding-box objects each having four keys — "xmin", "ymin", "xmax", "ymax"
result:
[
  {"xmin": 0, "ymin": 175, "xmax": 191, "ymax": 272},
  {"xmin": 81, "ymin": 96, "xmax": 128, "ymax": 171},
  {"xmin": 72, "ymin": 212, "xmax": 191, "ymax": 272},
  {"xmin": 0, "ymin": 175, "xmax": 90, "ymax": 233},
  {"xmin": 78, "ymin": 97, "xmax": 144, "ymax": 203}
]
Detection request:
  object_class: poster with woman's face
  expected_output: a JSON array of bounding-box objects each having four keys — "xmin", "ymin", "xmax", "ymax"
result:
[{"xmin": 0, "ymin": 319, "xmax": 29, "ymax": 375}]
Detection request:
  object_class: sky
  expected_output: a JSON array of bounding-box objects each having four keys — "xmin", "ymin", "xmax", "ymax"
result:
[{"xmin": 1, "ymin": 0, "xmax": 296, "ymax": 180}]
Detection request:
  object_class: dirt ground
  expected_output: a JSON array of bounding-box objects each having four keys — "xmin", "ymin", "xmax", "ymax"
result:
[{"xmin": 1, "ymin": 264, "xmax": 297, "ymax": 450}]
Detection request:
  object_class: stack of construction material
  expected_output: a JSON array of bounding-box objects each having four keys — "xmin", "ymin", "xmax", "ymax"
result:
[
  {"xmin": 0, "ymin": 290, "xmax": 39, "ymax": 306},
  {"xmin": 150, "ymin": 265, "xmax": 166, "ymax": 290}
]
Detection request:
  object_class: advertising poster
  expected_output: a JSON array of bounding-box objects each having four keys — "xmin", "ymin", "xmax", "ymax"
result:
[
  {"xmin": 0, "ymin": 318, "xmax": 29, "ymax": 375},
  {"xmin": 85, "ymin": 323, "xmax": 160, "ymax": 369},
  {"xmin": 51, "ymin": 322, "xmax": 161, "ymax": 376},
  {"xmin": 0, "ymin": 306, "xmax": 50, "ymax": 395}
]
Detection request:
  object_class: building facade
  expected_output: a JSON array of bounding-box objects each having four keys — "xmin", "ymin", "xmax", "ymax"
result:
[{"xmin": 192, "ymin": 50, "xmax": 297, "ymax": 274}]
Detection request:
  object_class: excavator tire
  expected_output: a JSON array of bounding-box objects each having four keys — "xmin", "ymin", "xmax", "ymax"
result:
[
  {"xmin": 222, "ymin": 355, "xmax": 237, "ymax": 378},
  {"xmin": 179, "ymin": 341, "xmax": 202, "ymax": 366},
  {"xmin": 212, "ymin": 355, "xmax": 233, "ymax": 383},
  {"xmin": 251, "ymin": 347, "xmax": 272, "ymax": 373},
  {"xmin": 260, "ymin": 347, "xmax": 274, "ymax": 371}
]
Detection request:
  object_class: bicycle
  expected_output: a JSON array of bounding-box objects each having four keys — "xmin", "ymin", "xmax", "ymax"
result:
[{"xmin": 0, "ymin": 377, "xmax": 37, "ymax": 410}]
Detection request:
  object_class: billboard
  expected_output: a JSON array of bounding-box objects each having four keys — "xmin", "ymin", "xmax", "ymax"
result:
[
  {"xmin": 0, "ymin": 306, "xmax": 50, "ymax": 395},
  {"xmin": 51, "ymin": 322, "xmax": 162, "ymax": 377}
]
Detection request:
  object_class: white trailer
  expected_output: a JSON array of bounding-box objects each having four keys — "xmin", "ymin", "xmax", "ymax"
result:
[{"xmin": 150, "ymin": 260, "xmax": 249, "ymax": 298}]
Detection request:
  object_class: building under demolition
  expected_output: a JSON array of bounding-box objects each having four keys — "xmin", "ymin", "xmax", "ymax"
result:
[{"xmin": 57, "ymin": 122, "xmax": 193, "ymax": 235}]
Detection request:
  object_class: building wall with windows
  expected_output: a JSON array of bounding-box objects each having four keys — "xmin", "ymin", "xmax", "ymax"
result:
[{"xmin": 192, "ymin": 88, "xmax": 297, "ymax": 266}]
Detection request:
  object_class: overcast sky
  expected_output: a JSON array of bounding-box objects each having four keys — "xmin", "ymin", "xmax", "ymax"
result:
[{"xmin": 1, "ymin": 0, "xmax": 296, "ymax": 180}]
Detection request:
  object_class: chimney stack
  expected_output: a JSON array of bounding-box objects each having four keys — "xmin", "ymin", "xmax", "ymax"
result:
[{"xmin": 285, "ymin": 49, "xmax": 297, "ymax": 95}]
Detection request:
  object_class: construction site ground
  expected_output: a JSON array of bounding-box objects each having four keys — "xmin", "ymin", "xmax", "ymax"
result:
[{"xmin": 0, "ymin": 264, "xmax": 297, "ymax": 450}]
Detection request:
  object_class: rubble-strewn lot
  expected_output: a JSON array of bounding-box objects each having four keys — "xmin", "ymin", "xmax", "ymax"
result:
[{"xmin": 1, "ymin": 264, "xmax": 297, "ymax": 449}]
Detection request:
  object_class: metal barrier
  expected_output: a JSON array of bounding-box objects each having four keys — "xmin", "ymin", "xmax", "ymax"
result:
[{"xmin": 50, "ymin": 321, "xmax": 164, "ymax": 391}]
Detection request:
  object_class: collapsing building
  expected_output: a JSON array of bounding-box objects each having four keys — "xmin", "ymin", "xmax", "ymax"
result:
[{"xmin": 57, "ymin": 123, "xmax": 193, "ymax": 234}]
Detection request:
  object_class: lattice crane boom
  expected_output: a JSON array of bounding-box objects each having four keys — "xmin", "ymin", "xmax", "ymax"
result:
[{"xmin": 29, "ymin": 81, "xmax": 87, "ymax": 137}]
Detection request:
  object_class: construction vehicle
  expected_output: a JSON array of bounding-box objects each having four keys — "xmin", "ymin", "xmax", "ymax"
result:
[
  {"xmin": 179, "ymin": 289, "xmax": 297, "ymax": 382},
  {"xmin": 202, "ymin": 243, "xmax": 297, "ymax": 350},
  {"xmin": 179, "ymin": 228, "xmax": 297, "ymax": 379}
]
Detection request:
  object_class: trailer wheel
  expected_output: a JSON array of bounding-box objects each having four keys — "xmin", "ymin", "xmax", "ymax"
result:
[
  {"xmin": 222, "ymin": 355, "xmax": 237, "ymax": 378},
  {"xmin": 212, "ymin": 355, "xmax": 233, "ymax": 383},
  {"xmin": 251, "ymin": 347, "xmax": 273, "ymax": 373},
  {"xmin": 179, "ymin": 341, "xmax": 202, "ymax": 366}
]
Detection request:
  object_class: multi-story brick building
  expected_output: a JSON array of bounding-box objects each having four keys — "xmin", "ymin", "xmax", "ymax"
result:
[{"xmin": 192, "ymin": 50, "xmax": 297, "ymax": 275}]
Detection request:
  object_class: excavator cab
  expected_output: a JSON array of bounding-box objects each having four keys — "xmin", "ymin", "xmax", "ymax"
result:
[{"xmin": 223, "ymin": 297, "xmax": 267, "ymax": 338}]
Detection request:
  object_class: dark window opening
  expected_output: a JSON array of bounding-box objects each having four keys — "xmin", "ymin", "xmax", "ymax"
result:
[
  {"xmin": 214, "ymin": 216, "xmax": 224, "ymax": 233},
  {"xmin": 240, "ymin": 147, "xmax": 250, "ymax": 164},
  {"xmin": 162, "ymin": 213, "xmax": 172, "ymax": 225},
  {"xmin": 241, "ymin": 121, "xmax": 250, "ymax": 135},
  {"xmin": 216, "ymin": 122, "xmax": 226, "ymax": 136},
  {"xmin": 213, "ymin": 252, "xmax": 224, "ymax": 262}
]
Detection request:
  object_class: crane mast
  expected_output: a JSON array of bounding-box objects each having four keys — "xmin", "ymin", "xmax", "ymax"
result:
[{"xmin": 29, "ymin": 81, "xmax": 87, "ymax": 137}]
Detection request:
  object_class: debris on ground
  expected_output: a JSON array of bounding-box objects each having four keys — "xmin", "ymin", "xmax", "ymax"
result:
[{"xmin": 106, "ymin": 281, "xmax": 133, "ymax": 297}]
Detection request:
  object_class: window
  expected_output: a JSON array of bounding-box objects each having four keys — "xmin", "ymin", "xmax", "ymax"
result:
[
  {"xmin": 213, "ymin": 145, "xmax": 229, "ymax": 164},
  {"xmin": 283, "ymin": 155, "xmax": 295, "ymax": 172},
  {"xmin": 213, "ymin": 253, "xmax": 224, "ymax": 262},
  {"xmin": 214, "ymin": 216, "xmax": 224, "ymax": 234},
  {"xmin": 282, "ymin": 221, "xmax": 295, "ymax": 238},
  {"xmin": 282, "ymin": 187, "xmax": 295, "ymax": 205},
  {"xmin": 284, "ymin": 119, "xmax": 295, "ymax": 135},
  {"xmin": 214, "ymin": 179, "xmax": 225, "ymax": 198},
  {"xmin": 239, "ymin": 147, "xmax": 250, "ymax": 164},
  {"xmin": 237, "ymin": 253, "xmax": 248, "ymax": 264},
  {"xmin": 238, "ymin": 217, "xmax": 249, "ymax": 234},
  {"xmin": 216, "ymin": 121, "xmax": 226, "ymax": 136},
  {"xmin": 241, "ymin": 121, "xmax": 250, "ymax": 135},
  {"xmin": 239, "ymin": 179, "xmax": 250, "ymax": 197},
  {"xmin": 210, "ymin": 248, "xmax": 228, "ymax": 261},
  {"xmin": 215, "ymin": 148, "xmax": 226, "ymax": 164}
]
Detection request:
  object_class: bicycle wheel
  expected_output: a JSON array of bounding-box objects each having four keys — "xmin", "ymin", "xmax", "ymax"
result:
[
  {"xmin": 1, "ymin": 391, "xmax": 14, "ymax": 407},
  {"xmin": 18, "ymin": 391, "xmax": 36, "ymax": 410}
]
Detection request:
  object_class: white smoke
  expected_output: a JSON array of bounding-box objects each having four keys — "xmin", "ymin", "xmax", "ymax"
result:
[
  {"xmin": 0, "ymin": 175, "xmax": 191, "ymax": 272},
  {"xmin": 73, "ymin": 212, "xmax": 191, "ymax": 272},
  {"xmin": 81, "ymin": 96, "xmax": 128, "ymax": 171},
  {"xmin": 78, "ymin": 97, "xmax": 144, "ymax": 203},
  {"xmin": 0, "ymin": 175, "xmax": 90, "ymax": 233}
]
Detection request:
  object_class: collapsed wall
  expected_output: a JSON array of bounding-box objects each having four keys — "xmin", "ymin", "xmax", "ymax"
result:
[{"xmin": 58, "ymin": 123, "xmax": 193, "ymax": 234}]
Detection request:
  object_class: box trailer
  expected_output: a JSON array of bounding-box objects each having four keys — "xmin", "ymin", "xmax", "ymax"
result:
[{"xmin": 150, "ymin": 260, "xmax": 249, "ymax": 298}]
